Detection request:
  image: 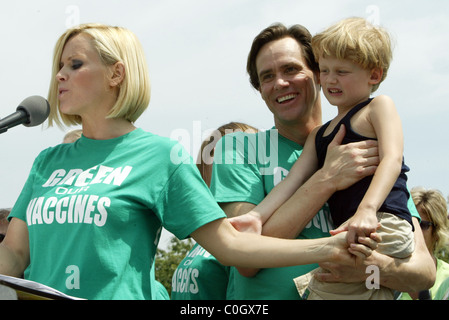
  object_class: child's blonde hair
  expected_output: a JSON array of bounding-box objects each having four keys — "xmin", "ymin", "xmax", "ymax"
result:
[
  {"xmin": 47, "ymin": 23, "xmax": 151, "ymax": 128},
  {"xmin": 312, "ymin": 17, "xmax": 393, "ymax": 92}
]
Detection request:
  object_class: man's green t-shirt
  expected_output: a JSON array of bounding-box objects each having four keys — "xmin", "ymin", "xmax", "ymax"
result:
[{"xmin": 9, "ymin": 128, "xmax": 225, "ymax": 300}]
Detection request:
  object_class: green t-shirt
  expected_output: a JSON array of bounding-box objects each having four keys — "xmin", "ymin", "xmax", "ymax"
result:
[
  {"xmin": 399, "ymin": 258, "xmax": 449, "ymax": 300},
  {"xmin": 211, "ymin": 128, "xmax": 333, "ymax": 300},
  {"xmin": 9, "ymin": 128, "xmax": 225, "ymax": 300},
  {"xmin": 210, "ymin": 128, "xmax": 420, "ymax": 300},
  {"xmin": 171, "ymin": 242, "xmax": 234, "ymax": 300},
  {"xmin": 434, "ymin": 275, "xmax": 449, "ymax": 300}
]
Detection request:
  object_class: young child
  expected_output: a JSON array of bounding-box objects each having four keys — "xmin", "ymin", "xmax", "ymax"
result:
[{"xmin": 233, "ymin": 17, "xmax": 415, "ymax": 299}]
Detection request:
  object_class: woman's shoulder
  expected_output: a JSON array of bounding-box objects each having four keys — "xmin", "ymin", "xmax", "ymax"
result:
[{"xmin": 134, "ymin": 128, "xmax": 178, "ymax": 146}]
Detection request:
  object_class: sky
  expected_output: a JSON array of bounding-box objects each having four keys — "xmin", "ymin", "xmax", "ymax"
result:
[{"xmin": 1, "ymin": 0, "xmax": 448, "ymax": 248}]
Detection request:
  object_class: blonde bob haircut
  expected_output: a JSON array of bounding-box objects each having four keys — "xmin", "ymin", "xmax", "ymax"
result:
[
  {"xmin": 411, "ymin": 187, "xmax": 449, "ymax": 254},
  {"xmin": 47, "ymin": 23, "xmax": 151, "ymax": 128},
  {"xmin": 312, "ymin": 17, "xmax": 393, "ymax": 93}
]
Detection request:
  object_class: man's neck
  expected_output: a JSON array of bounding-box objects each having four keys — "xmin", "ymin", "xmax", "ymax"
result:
[{"xmin": 275, "ymin": 119, "xmax": 320, "ymax": 146}]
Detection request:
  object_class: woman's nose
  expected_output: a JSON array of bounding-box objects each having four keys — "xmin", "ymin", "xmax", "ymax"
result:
[{"xmin": 56, "ymin": 69, "xmax": 67, "ymax": 82}]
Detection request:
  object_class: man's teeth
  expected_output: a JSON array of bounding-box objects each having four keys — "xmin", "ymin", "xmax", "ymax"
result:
[{"xmin": 277, "ymin": 94, "xmax": 297, "ymax": 103}]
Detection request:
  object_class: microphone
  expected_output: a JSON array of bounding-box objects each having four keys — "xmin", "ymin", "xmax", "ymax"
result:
[{"xmin": 0, "ymin": 96, "xmax": 50, "ymax": 134}]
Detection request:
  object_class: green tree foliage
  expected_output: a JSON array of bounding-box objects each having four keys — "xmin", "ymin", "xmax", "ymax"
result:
[{"xmin": 155, "ymin": 236, "xmax": 194, "ymax": 297}]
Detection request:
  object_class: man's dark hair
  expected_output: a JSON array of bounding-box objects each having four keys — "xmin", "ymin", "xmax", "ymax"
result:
[{"xmin": 246, "ymin": 23, "xmax": 319, "ymax": 90}]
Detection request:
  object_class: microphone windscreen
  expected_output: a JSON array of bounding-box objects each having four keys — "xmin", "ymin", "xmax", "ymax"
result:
[{"xmin": 17, "ymin": 96, "xmax": 50, "ymax": 127}]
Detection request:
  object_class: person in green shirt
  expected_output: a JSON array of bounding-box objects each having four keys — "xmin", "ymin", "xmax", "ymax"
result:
[
  {"xmin": 0, "ymin": 23, "xmax": 377, "ymax": 300},
  {"xmin": 211, "ymin": 22, "xmax": 435, "ymax": 299},
  {"xmin": 398, "ymin": 187, "xmax": 449, "ymax": 300}
]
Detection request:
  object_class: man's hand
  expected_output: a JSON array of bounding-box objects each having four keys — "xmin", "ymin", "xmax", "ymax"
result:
[{"xmin": 322, "ymin": 125, "xmax": 379, "ymax": 192}]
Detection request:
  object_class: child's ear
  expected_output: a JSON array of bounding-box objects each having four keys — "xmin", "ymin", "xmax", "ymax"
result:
[{"xmin": 369, "ymin": 67, "xmax": 383, "ymax": 84}]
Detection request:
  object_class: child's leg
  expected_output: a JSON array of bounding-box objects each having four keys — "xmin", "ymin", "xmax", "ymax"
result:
[
  {"xmin": 375, "ymin": 212, "xmax": 414, "ymax": 258},
  {"xmin": 293, "ymin": 266, "xmax": 395, "ymax": 299}
]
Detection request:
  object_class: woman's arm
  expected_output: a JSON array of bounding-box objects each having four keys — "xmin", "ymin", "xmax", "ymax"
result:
[
  {"xmin": 0, "ymin": 218, "xmax": 30, "ymax": 277},
  {"xmin": 191, "ymin": 217, "xmax": 378, "ymax": 270}
]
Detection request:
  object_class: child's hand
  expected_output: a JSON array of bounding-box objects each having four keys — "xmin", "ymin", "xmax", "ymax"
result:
[
  {"xmin": 329, "ymin": 220, "xmax": 349, "ymax": 236},
  {"xmin": 228, "ymin": 211, "xmax": 262, "ymax": 235},
  {"xmin": 328, "ymin": 231, "xmax": 380, "ymax": 267},
  {"xmin": 346, "ymin": 209, "xmax": 380, "ymax": 246}
]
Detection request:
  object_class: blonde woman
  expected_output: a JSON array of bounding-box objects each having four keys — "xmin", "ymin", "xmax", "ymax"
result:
[
  {"xmin": 0, "ymin": 24, "xmax": 378, "ymax": 300},
  {"xmin": 398, "ymin": 187, "xmax": 449, "ymax": 300}
]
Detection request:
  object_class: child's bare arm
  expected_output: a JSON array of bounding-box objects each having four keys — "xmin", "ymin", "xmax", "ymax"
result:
[{"xmin": 346, "ymin": 95, "xmax": 404, "ymax": 244}]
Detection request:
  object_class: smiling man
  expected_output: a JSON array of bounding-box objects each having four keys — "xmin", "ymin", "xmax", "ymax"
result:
[{"xmin": 256, "ymin": 35, "xmax": 321, "ymax": 146}]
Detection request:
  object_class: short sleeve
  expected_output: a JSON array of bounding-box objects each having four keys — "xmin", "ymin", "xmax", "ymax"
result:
[{"xmin": 155, "ymin": 157, "xmax": 226, "ymax": 240}]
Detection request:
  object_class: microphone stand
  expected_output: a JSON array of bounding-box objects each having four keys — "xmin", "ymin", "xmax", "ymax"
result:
[{"xmin": 0, "ymin": 110, "xmax": 30, "ymax": 134}]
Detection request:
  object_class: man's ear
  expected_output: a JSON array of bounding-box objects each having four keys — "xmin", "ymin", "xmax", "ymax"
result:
[
  {"xmin": 369, "ymin": 67, "xmax": 383, "ymax": 85},
  {"xmin": 110, "ymin": 62, "xmax": 126, "ymax": 88}
]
